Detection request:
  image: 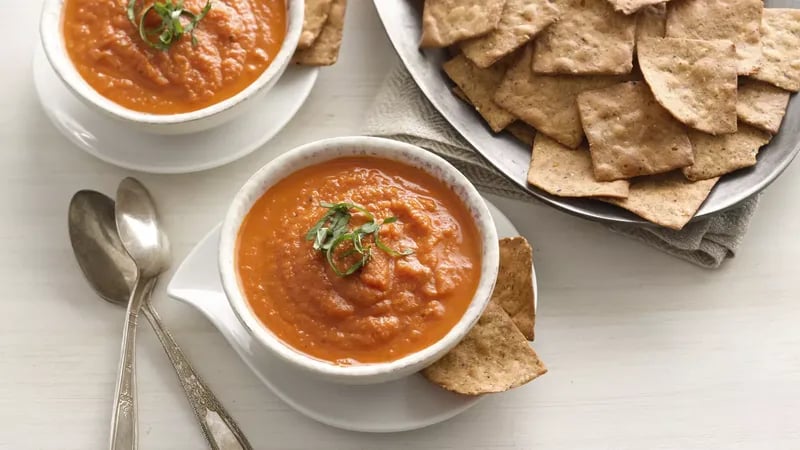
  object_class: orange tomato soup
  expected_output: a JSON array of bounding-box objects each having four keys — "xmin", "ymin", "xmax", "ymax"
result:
[
  {"xmin": 62, "ymin": 0, "xmax": 285, "ymax": 114},
  {"xmin": 236, "ymin": 157, "xmax": 483, "ymax": 364}
]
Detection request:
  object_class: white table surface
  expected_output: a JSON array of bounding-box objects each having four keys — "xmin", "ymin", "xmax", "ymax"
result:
[{"xmin": 2, "ymin": 2, "xmax": 800, "ymax": 449}]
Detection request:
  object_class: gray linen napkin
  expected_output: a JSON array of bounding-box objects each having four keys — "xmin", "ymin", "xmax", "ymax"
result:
[{"xmin": 364, "ymin": 64, "xmax": 760, "ymax": 269}]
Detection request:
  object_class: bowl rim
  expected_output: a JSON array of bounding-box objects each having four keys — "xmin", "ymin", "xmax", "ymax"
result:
[
  {"xmin": 218, "ymin": 136, "xmax": 500, "ymax": 379},
  {"xmin": 38, "ymin": 0, "xmax": 303, "ymax": 125}
]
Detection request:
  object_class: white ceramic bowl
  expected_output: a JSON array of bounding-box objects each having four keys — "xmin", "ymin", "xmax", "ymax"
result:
[
  {"xmin": 219, "ymin": 136, "xmax": 500, "ymax": 385},
  {"xmin": 39, "ymin": 0, "xmax": 302, "ymax": 135}
]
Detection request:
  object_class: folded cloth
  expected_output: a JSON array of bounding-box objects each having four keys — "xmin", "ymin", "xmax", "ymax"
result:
[{"xmin": 364, "ymin": 63, "xmax": 759, "ymax": 269}]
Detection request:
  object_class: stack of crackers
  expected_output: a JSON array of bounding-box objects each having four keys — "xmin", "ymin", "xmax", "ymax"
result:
[
  {"xmin": 424, "ymin": 0, "xmax": 799, "ymax": 229},
  {"xmin": 292, "ymin": 0, "xmax": 347, "ymax": 66},
  {"xmin": 423, "ymin": 237, "xmax": 547, "ymax": 396}
]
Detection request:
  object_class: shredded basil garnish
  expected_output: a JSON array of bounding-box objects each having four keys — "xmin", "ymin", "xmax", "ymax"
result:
[{"xmin": 305, "ymin": 202, "xmax": 413, "ymax": 276}]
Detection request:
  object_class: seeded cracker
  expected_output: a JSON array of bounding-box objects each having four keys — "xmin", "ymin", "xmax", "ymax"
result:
[
  {"xmin": 638, "ymin": 37, "xmax": 738, "ymax": 135},
  {"xmin": 528, "ymin": 135, "xmax": 630, "ymax": 198},
  {"xmin": 292, "ymin": 0, "xmax": 346, "ymax": 66},
  {"xmin": 577, "ymin": 81, "xmax": 694, "ymax": 181},
  {"xmin": 495, "ymin": 46, "xmax": 625, "ymax": 148},
  {"xmin": 443, "ymin": 54, "xmax": 516, "ymax": 132},
  {"xmin": 750, "ymin": 9, "xmax": 800, "ymax": 92},
  {"xmin": 297, "ymin": 0, "xmax": 334, "ymax": 50},
  {"xmin": 532, "ymin": 0, "xmax": 636, "ymax": 75},
  {"xmin": 420, "ymin": 0, "xmax": 505, "ymax": 48},
  {"xmin": 605, "ymin": 172, "xmax": 719, "ymax": 230},
  {"xmin": 665, "ymin": 0, "xmax": 763, "ymax": 75},
  {"xmin": 495, "ymin": 237, "xmax": 536, "ymax": 340},
  {"xmin": 422, "ymin": 301, "xmax": 547, "ymax": 395},
  {"xmin": 682, "ymin": 124, "xmax": 772, "ymax": 181},
  {"xmin": 736, "ymin": 78, "xmax": 791, "ymax": 134},
  {"xmin": 461, "ymin": 0, "xmax": 561, "ymax": 68}
]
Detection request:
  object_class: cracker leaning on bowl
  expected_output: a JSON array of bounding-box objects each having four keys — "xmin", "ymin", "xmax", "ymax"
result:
[
  {"xmin": 423, "ymin": 237, "xmax": 546, "ymax": 395},
  {"xmin": 297, "ymin": 0, "xmax": 334, "ymax": 50},
  {"xmin": 419, "ymin": 0, "xmax": 800, "ymax": 229},
  {"xmin": 292, "ymin": 0, "xmax": 346, "ymax": 66}
]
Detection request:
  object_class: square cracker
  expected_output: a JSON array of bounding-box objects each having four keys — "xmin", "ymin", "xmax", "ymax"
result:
[
  {"xmin": 528, "ymin": 134, "xmax": 630, "ymax": 198},
  {"xmin": 607, "ymin": 0, "xmax": 666, "ymax": 15},
  {"xmin": 495, "ymin": 237, "xmax": 536, "ymax": 340},
  {"xmin": 420, "ymin": 0, "xmax": 505, "ymax": 48},
  {"xmin": 532, "ymin": 0, "xmax": 636, "ymax": 75},
  {"xmin": 443, "ymin": 54, "xmax": 516, "ymax": 132},
  {"xmin": 638, "ymin": 37, "xmax": 738, "ymax": 135},
  {"xmin": 421, "ymin": 301, "xmax": 547, "ymax": 395},
  {"xmin": 750, "ymin": 9, "xmax": 800, "ymax": 92},
  {"xmin": 495, "ymin": 46, "xmax": 625, "ymax": 148},
  {"xmin": 682, "ymin": 124, "xmax": 772, "ymax": 181},
  {"xmin": 605, "ymin": 172, "xmax": 718, "ymax": 230},
  {"xmin": 292, "ymin": 0, "xmax": 346, "ymax": 66},
  {"xmin": 636, "ymin": 3, "xmax": 667, "ymax": 42},
  {"xmin": 461, "ymin": 0, "xmax": 561, "ymax": 68},
  {"xmin": 298, "ymin": 0, "xmax": 334, "ymax": 50},
  {"xmin": 577, "ymin": 81, "xmax": 694, "ymax": 181},
  {"xmin": 665, "ymin": 0, "xmax": 763, "ymax": 75},
  {"xmin": 737, "ymin": 78, "xmax": 791, "ymax": 134}
]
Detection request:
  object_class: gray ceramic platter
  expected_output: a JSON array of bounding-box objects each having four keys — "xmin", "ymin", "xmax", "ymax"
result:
[{"xmin": 373, "ymin": 0, "xmax": 800, "ymax": 225}]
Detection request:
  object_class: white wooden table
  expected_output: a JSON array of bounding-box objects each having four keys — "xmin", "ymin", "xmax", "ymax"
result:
[{"xmin": 2, "ymin": 2, "xmax": 800, "ymax": 449}]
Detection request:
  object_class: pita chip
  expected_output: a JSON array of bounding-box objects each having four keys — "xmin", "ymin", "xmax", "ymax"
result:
[
  {"xmin": 495, "ymin": 47, "xmax": 625, "ymax": 148},
  {"xmin": 638, "ymin": 37, "xmax": 738, "ymax": 135},
  {"xmin": 528, "ymin": 135, "xmax": 630, "ymax": 198},
  {"xmin": 737, "ymin": 78, "xmax": 791, "ymax": 134},
  {"xmin": 422, "ymin": 301, "xmax": 547, "ymax": 395},
  {"xmin": 297, "ymin": 0, "xmax": 334, "ymax": 50},
  {"xmin": 577, "ymin": 81, "xmax": 694, "ymax": 181},
  {"xmin": 495, "ymin": 237, "xmax": 536, "ymax": 340},
  {"xmin": 292, "ymin": 0, "xmax": 346, "ymax": 66},
  {"xmin": 750, "ymin": 9, "xmax": 800, "ymax": 92},
  {"xmin": 420, "ymin": 0, "xmax": 505, "ymax": 48},
  {"xmin": 443, "ymin": 54, "xmax": 517, "ymax": 132},
  {"xmin": 665, "ymin": 0, "xmax": 763, "ymax": 75},
  {"xmin": 682, "ymin": 124, "xmax": 772, "ymax": 181},
  {"xmin": 532, "ymin": 0, "xmax": 636, "ymax": 75},
  {"xmin": 461, "ymin": 0, "xmax": 561, "ymax": 68},
  {"xmin": 605, "ymin": 172, "xmax": 718, "ymax": 230}
]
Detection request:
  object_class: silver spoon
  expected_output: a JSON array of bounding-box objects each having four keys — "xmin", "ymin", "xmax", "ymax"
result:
[{"xmin": 68, "ymin": 188, "xmax": 252, "ymax": 450}]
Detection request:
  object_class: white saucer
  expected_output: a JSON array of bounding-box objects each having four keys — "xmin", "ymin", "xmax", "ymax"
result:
[
  {"xmin": 32, "ymin": 44, "xmax": 319, "ymax": 174},
  {"xmin": 167, "ymin": 199, "xmax": 537, "ymax": 433}
]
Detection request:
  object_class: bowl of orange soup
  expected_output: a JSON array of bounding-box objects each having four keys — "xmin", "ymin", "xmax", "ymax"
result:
[
  {"xmin": 39, "ymin": 0, "xmax": 302, "ymax": 134},
  {"xmin": 218, "ymin": 136, "xmax": 500, "ymax": 384}
]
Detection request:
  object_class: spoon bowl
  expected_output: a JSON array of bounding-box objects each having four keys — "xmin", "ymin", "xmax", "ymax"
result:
[
  {"xmin": 67, "ymin": 190, "xmax": 136, "ymax": 305},
  {"xmin": 115, "ymin": 178, "xmax": 171, "ymax": 278}
]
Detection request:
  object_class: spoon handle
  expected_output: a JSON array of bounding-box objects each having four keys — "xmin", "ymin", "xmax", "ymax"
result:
[
  {"xmin": 142, "ymin": 302, "xmax": 253, "ymax": 450},
  {"xmin": 109, "ymin": 277, "xmax": 154, "ymax": 450}
]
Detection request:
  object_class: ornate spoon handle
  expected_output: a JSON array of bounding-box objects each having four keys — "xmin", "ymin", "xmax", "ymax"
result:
[
  {"xmin": 142, "ymin": 302, "xmax": 252, "ymax": 450},
  {"xmin": 109, "ymin": 277, "xmax": 154, "ymax": 450}
]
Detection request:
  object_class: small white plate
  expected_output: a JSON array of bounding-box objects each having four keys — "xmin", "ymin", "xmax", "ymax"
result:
[
  {"xmin": 167, "ymin": 199, "xmax": 537, "ymax": 433},
  {"xmin": 32, "ymin": 44, "xmax": 319, "ymax": 174}
]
